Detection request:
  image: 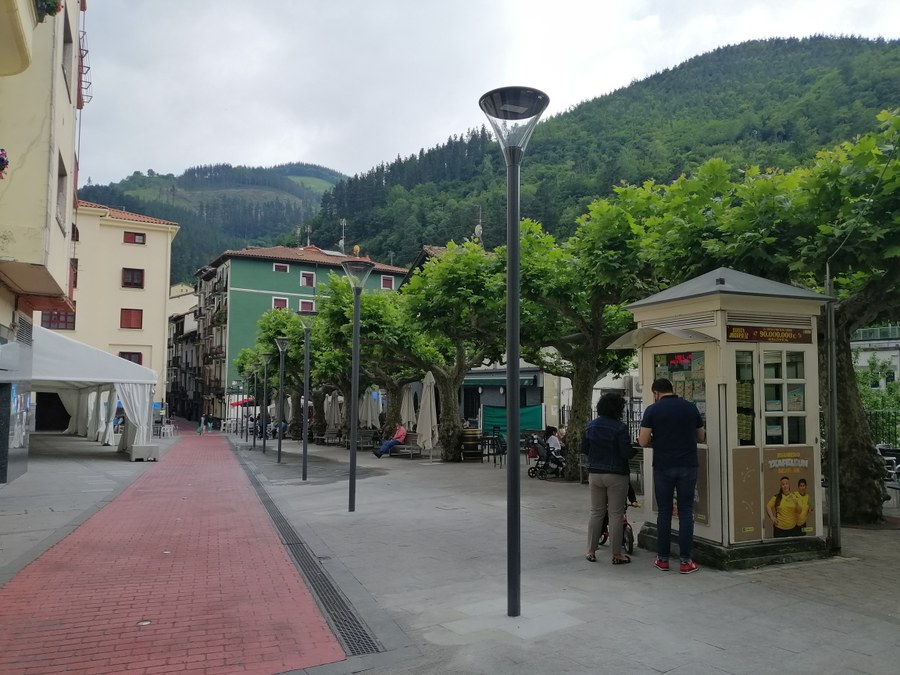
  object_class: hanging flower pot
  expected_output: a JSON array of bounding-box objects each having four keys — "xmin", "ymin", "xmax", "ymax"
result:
[{"xmin": 35, "ymin": 0, "xmax": 64, "ymax": 22}]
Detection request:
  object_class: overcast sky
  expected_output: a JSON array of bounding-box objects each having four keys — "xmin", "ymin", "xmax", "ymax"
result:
[{"xmin": 77, "ymin": 0, "xmax": 899, "ymax": 187}]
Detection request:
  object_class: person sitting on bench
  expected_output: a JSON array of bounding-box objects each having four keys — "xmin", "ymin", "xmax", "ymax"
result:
[{"xmin": 373, "ymin": 424, "xmax": 407, "ymax": 458}]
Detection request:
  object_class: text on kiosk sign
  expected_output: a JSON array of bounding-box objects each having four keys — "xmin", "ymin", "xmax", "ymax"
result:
[{"xmin": 726, "ymin": 325, "xmax": 812, "ymax": 343}]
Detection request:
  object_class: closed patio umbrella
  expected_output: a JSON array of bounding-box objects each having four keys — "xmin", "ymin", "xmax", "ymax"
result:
[
  {"xmin": 400, "ymin": 384, "xmax": 416, "ymax": 428},
  {"xmin": 416, "ymin": 372, "xmax": 438, "ymax": 461}
]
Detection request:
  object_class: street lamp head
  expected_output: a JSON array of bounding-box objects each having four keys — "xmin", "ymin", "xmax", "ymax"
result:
[
  {"xmin": 296, "ymin": 309, "xmax": 318, "ymax": 330},
  {"xmin": 341, "ymin": 257, "xmax": 376, "ymax": 290},
  {"xmin": 274, "ymin": 336, "xmax": 290, "ymax": 354},
  {"xmin": 479, "ymin": 86, "xmax": 549, "ymax": 160}
]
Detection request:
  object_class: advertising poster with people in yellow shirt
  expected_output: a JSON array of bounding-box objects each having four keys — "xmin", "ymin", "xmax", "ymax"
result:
[{"xmin": 763, "ymin": 447, "xmax": 816, "ymax": 538}]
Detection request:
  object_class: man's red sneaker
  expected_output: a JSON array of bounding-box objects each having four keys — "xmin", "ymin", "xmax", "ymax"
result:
[
  {"xmin": 679, "ymin": 560, "xmax": 699, "ymax": 574},
  {"xmin": 653, "ymin": 558, "xmax": 669, "ymax": 571}
]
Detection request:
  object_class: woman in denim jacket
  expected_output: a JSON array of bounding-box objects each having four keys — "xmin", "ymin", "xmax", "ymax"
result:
[{"xmin": 583, "ymin": 393, "xmax": 637, "ymax": 565}]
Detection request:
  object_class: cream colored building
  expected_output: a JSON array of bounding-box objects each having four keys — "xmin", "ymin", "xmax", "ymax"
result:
[
  {"xmin": 0, "ymin": 2, "xmax": 85, "ymax": 483},
  {"xmin": 49, "ymin": 201, "xmax": 180, "ymax": 406}
]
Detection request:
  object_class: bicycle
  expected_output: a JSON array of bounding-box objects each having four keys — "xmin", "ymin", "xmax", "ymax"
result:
[{"xmin": 599, "ymin": 501, "xmax": 636, "ymax": 555}]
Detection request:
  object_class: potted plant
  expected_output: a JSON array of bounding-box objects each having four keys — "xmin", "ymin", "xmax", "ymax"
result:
[{"xmin": 36, "ymin": 1, "xmax": 64, "ymax": 21}]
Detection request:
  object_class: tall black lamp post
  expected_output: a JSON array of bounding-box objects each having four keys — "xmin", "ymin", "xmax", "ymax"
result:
[
  {"xmin": 274, "ymin": 337, "xmax": 289, "ymax": 463},
  {"xmin": 480, "ymin": 86, "xmax": 548, "ymax": 618},
  {"xmin": 261, "ymin": 352, "xmax": 273, "ymax": 454},
  {"xmin": 341, "ymin": 255, "xmax": 375, "ymax": 512},
  {"xmin": 243, "ymin": 374, "xmax": 250, "ymax": 442},
  {"xmin": 297, "ymin": 310, "xmax": 317, "ymax": 482}
]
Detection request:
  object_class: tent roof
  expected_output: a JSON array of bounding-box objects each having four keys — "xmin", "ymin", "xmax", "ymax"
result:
[{"xmin": 32, "ymin": 325, "xmax": 158, "ymax": 391}]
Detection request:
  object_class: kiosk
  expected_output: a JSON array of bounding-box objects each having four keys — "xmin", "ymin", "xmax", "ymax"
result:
[{"xmin": 612, "ymin": 268, "xmax": 830, "ymax": 568}]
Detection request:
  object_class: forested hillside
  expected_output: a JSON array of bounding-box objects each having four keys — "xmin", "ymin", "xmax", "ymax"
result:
[
  {"xmin": 79, "ymin": 162, "xmax": 344, "ymax": 281},
  {"xmin": 313, "ymin": 36, "xmax": 899, "ymax": 265},
  {"xmin": 80, "ymin": 36, "xmax": 899, "ymax": 281}
]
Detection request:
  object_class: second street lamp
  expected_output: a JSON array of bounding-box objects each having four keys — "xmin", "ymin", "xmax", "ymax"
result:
[
  {"xmin": 480, "ymin": 85, "xmax": 549, "ymax": 618},
  {"xmin": 251, "ymin": 368, "xmax": 258, "ymax": 450},
  {"xmin": 261, "ymin": 352, "xmax": 273, "ymax": 454},
  {"xmin": 342, "ymin": 254, "xmax": 375, "ymax": 513},
  {"xmin": 275, "ymin": 336, "xmax": 290, "ymax": 464},
  {"xmin": 297, "ymin": 309, "xmax": 317, "ymax": 482}
]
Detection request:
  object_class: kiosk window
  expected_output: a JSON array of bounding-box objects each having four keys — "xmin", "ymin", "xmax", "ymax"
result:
[
  {"xmin": 654, "ymin": 350, "xmax": 707, "ymax": 420},
  {"xmin": 763, "ymin": 349, "xmax": 806, "ymax": 445},
  {"xmin": 736, "ymin": 351, "xmax": 755, "ymax": 446}
]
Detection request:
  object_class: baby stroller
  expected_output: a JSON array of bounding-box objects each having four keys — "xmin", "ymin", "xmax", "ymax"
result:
[
  {"xmin": 599, "ymin": 483, "xmax": 637, "ymax": 554},
  {"xmin": 527, "ymin": 436, "xmax": 565, "ymax": 480}
]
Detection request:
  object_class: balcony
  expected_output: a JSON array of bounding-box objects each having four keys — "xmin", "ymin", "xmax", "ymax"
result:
[{"xmin": 0, "ymin": 0, "xmax": 36, "ymax": 76}]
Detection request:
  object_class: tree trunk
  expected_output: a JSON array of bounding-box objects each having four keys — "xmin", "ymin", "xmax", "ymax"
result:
[
  {"xmin": 826, "ymin": 325, "xmax": 888, "ymax": 523},
  {"xmin": 435, "ymin": 375, "xmax": 463, "ymax": 461},
  {"xmin": 382, "ymin": 381, "xmax": 403, "ymax": 437},
  {"xmin": 561, "ymin": 361, "xmax": 599, "ymax": 480}
]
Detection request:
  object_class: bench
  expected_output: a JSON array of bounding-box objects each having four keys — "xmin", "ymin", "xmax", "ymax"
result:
[
  {"xmin": 323, "ymin": 427, "xmax": 341, "ymax": 445},
  {"xmin": 391, "ymin": 431, "xmax": 422, "ymax": 459}
]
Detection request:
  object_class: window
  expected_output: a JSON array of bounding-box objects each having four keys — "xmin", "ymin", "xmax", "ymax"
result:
[
  {"xmin": 299, "ymin": 299, "xmax": 315, "ymax": 313},
  {"xmin": 70, "ymin": 258, "xmax": 78, "ymax": 290},
  {"xmin": 41, "ymin": 309, "xmax": 76, "ymax": 330},
  {"xmin": 120, "ymin": 308, "xmax": 143, "ymax": 329},
  {"xmin": 119, "ymin": 352, "xmax": 142, "ymax": 365},
  {"xmin": 381, "ymin": 275, "xmax": 395, "ymax": 290},
  {"xmin": 122, "ymin": 268, "xmax": 145, "ymax": 289},
  {"xmin": 273, "ymin": 263, "xmax": 290, "ymax": 273},
  {"xmin": 124, "ymin": 231, "xmax": 146, "ymax": 245},
  {"xmin": 272, "ymin": 297, "xmax": 288, "ymax": 309},
  {"xmin": 56, "ymin": 156, "xmax": 68, "ymax": 227},
  {"xmin": 71, "ymin": 224, "xmax": 79, "ymax": 242},
  {"xmin": 300, "ymin": 271, "xmax": 316, "ymax": 287}
]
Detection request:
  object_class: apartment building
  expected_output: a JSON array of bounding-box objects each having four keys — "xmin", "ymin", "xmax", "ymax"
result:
[
  {"xmin": 43, "ymin": 200, "xmax": 179, "ymax": 407},
  {"xmin": 0, "ymin": 2, "xmax": 86, "ymax": 483},
  {"xmin": 193, "ymin": 245, "xmax": 407, "ymax": 420},
  {"xmin": 167, "ymin": 283, "xmax": 200, "ymax": 422}
]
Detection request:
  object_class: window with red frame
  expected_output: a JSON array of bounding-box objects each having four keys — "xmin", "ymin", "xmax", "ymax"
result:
[
  {"xmin": 300, "ymin": 271, "xmax": 315, "ymax": 287},
  {"xmin": 120, "ymin": 308, "xmax": 143, "ymax": 329},
  {"xmin": 272, "ymin": 297, "xmax": 288, "ymax": 309},
  {"xmin": 299, "ymin": 299, "xmax": 315, "ymax": 312},
  {"xmin": 273, "ymin": 263, "xmax": 289, "ymax": 273},
  {"xmin": 122, "ymin": 268, "xmax": 145, "ymax": 289},
  {"xmin": 381, "ymin": 275, "xmax": 395, "ymax": 290},
  {"xmin": 123, "ymin": 231, "xmax": 146, "ymax": 245},
  {"xmin": 41, "ymin": 309, "xmax": 76, "ymax": 330},
  {"xmin": 118, "ymin": 352, "xmax": 142, "ymax": 365}
]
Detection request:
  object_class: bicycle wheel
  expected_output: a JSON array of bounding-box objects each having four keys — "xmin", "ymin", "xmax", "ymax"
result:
[{"xmin": 624, "ymin": 525, "xmax": 635, "ymax": 555}]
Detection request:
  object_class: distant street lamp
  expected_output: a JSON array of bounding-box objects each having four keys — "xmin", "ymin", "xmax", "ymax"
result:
[
  {"xmin": 243, "ymin": 374, "xmax": 250, "ymax": 442},
  {"xmin": 275, "ymin": 336, "xmax": 290, "ymax": 463},
  {"xmin": 231, "ymin": 379, "xmax": 240, "ymax": 435},
  {"xmin": 342, "ymin": 254, "xmax": 375, "ymax": 512},
  {"xmin": 480, "ymin": 85, "xmax": 549, "ymax": 618},
  {"xmin": 261, "ymin": 352, "xmax": 273, "ymax": 454},
  {"xmin": 297, "ymin": 310, "xmax": 317, "ymax": 482},
  {"xmin": 251, "ymin": 367, "xmax": 258, "ymax": 451}
]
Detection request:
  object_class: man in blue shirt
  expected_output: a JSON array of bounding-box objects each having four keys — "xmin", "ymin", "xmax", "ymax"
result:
[{"xmin": 639, "ymin": 378, "xmax": 706, "ymax": 574}]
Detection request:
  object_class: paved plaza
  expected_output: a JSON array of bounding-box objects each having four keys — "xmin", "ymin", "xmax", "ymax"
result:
[{"xmin": 1, "ymin": 420, "xmax": 898, "ymax": 674}]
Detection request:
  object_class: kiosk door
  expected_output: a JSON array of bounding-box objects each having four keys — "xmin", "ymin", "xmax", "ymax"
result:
[{"xmin": 730, "ymin": 347, "xmax": 819, "ymax": 544}]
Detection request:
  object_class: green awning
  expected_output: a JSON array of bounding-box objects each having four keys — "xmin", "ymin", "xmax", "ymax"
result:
[{"xmin": 463, "ymin": 376, "xmax": 536, "ymax": 387}]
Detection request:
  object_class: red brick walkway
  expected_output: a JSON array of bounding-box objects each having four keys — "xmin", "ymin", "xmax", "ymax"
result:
[{"xmin": 0, "ymin": 426, "xmax": 345, "ymax": 675}]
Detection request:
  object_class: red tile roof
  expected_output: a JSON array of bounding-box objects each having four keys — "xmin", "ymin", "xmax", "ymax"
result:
[
  {"xmin": 78, "ymin": 200, "xmax": 179, "ymax": 226},
  {"xmin": 216, "ymin": 245, "xmax": 407, "ymax": 274}
]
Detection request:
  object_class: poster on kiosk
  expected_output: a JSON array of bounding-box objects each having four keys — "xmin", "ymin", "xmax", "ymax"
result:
[{"xmin": 615, "ymin": 268, "xmax": 828, "ymax": 562}]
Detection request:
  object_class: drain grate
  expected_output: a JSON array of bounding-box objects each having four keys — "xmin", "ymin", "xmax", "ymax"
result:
[{"xmin": 237, "ymin": 456, "xmax": 381, "ymax": 656}]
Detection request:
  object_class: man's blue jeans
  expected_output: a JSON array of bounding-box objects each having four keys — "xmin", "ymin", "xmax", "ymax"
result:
[
  {"xmin": 378, "ymin": 438, "xmax": 401, "ymax": 457},
  {"xmin": 654, "ymin": 465, "xmax": 698, "ymax": 561}
]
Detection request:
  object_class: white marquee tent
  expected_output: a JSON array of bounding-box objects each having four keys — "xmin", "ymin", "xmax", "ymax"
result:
[{"xmin": 31, "ymin": 325, "xmax": 158, "ymax": 457}]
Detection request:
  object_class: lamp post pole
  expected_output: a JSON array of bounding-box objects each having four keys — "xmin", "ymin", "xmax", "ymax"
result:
[
  {"xmin": 297, "ymin": 311, "xmax": 316, "ymax": 482},
  {"xmin": 342, "ymin": 255, "xmax": 375, "ymax": 513},
  {"xmin": 251, "ymin": 369, "xmax": 258, "ymax": 451},
  {"xmin": 825, "ymin": 264, "xmax": 841, "ymax": 552},
  {"xmin": 261, "ymin": 352, "xmax": 272, "ymax": 454},
  {"xmin": 231, "ymin": 380, "xmax": 239, "ymax": 435},
  {"xmin": 480, "ymin": 86, "xmax": 548, "ymax": 618},
  {"xmin": 275, "ymin": 337, "xmax": 289, "ymax": 464},
  {"xmin": 243, "ymin": 375, "xmax": 250, "ymax": 442}
]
